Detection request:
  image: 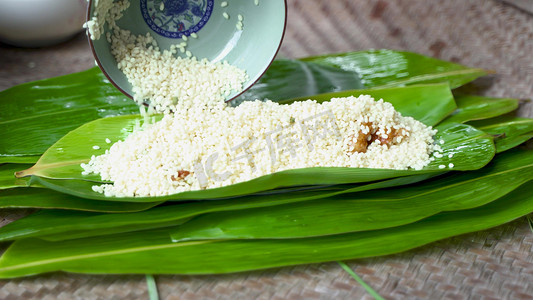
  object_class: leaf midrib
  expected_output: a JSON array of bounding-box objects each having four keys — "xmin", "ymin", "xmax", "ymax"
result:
[
  {"xmin": 25, "ymin": 126, "xmax": 489, "ymax": 180},
  {"xmin": 0, "ymin": 240, "xmax": 215, "ymax": 273},
  {"xmin": 376, "ymin": 68, "xmax": 486, "ymax": 87},
  {"xmin": 18, "ymin": 159, "xmax": 90, "ymax": 178},
  {"xmin": 0, "ymin": 104, "xmax": 134, "ymax": 125},
  {"xmin": 477, "ymin": 119, "xmax": 533, "ymax": 130},
  {"xmin": 368, "ymin": 162, "xmax": 533, "ymax": 203}
]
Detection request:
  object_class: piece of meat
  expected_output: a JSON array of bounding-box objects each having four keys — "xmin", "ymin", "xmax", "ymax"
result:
[
  {"xmin": 348, "ymin": 122, "xmax": 374, "ymax": 153},
  {"xmin": 171, "ymin": 170, "xmax": 190, "ymax": 181},
  {"xmin": 348, "ymin": 133, "xmax": 370, "ymax": 153},
  {"xmin": 348, "ymin": 122, "xmax": 407, "ymax": 153},
  {"xmin": 370, "ymin": 128, "xmax": 402, "ymax": 147}
]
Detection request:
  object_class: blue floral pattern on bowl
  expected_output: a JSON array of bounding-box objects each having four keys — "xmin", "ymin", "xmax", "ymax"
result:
[{"xmin": 140, "ymin": 0, "xmax": 213, "ymax": 38}]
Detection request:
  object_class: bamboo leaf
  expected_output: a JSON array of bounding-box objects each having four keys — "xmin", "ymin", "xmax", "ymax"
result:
[
  {"xmin": 169, "ymin": 149, "xmax": 533, "ymax": 241},
  {"xmin": 14, "ymin": 84, "xmax": 485, "ymax": 202},
  {"xmin": 338, "ymin": 261, "xmax": 384, "ymax": 300},
  {"xmin": 0, "ymin": 174, "xmax": 436, "ymax": 242},
  {"xmin": 0, "ymin": 164, "xmax": 33, "ymax": 189},
  {"xmin": 0, "ymin": 68, "xmax": 138, "ymax": 158},
  {"xmin": 146, "ymin": 274, "xmax": 159, "ymax": 300},
  {"xmin": 0, "ymin": 180, "xmax": 530, "ymax": 278},
  {"xmin": 0, "ymin": 156, "xmax": 40, "ymax": 164},
  {"xmin": 494, "ymin": 133, "xmax": 533, "ymax": 153},
  {"xmin": 22, "ymin": 121, "xmax": 494, "ymax": 202},
  {"xmin": 469, "ymin": 116, "xmax": 533, "ymax": 152},
  {"xmin": 301, "ymin": 50, "xmax": 487, "ymax": 89},
  {"xmin": 0, "ymin": 208, "xmax": 190, "ymax": 242},
  {"xmin": 0, "ymin": 188, "xmax": 161, "ymax": 212},
  {"xmin": 440, "ymin": 95, "xmax": 519, "ymax": 125},
  {"xmin": 234, "ymin": 59, "xmax": 364, "ymax": 103}
]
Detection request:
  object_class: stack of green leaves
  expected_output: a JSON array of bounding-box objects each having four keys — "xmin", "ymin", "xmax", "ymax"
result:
[{"xmin": 0, "ymin": 50, "xmax": 531, "ymax": 278}]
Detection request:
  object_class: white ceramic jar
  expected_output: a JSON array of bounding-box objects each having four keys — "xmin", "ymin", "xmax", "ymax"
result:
[{"xmin": 0, "ymin": 0, "xmax": 87, "ymax": 47}]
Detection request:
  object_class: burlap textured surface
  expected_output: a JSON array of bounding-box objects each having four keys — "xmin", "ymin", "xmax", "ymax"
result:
[{"xmin": 0, "ymin": 0, "xmax": 532, "ymax": 299}]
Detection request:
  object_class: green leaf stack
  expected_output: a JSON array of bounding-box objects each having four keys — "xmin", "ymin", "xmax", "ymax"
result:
[{"xmin": 0, "ymin": 50, "xmax": 531, "ymax": 278}]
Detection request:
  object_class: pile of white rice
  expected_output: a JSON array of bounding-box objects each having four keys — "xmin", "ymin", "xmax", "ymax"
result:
[
  {"xmin": 86, "ymin": 0, "xmax": 247, "ymax": 112},
  {"xmin": 82, "ymin": 0, "xmax": 440, "ymax": 197},
  {"xmin": 82, "ymin": 96, "xmax": 439, "ymax": 197}
]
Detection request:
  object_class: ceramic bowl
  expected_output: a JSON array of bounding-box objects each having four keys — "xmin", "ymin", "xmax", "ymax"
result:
[
  {"xmin": 88, "ymin": 0, "xmax": 287, "ymax": 101},
  {"xmin": 0, "ymin": 0, "xmax": 86, "ymax": 47}
]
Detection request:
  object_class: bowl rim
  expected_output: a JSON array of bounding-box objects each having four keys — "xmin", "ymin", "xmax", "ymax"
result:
[{"xmin": 86, "ymin": 0, "xmax": 288, "ymax": 103}]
